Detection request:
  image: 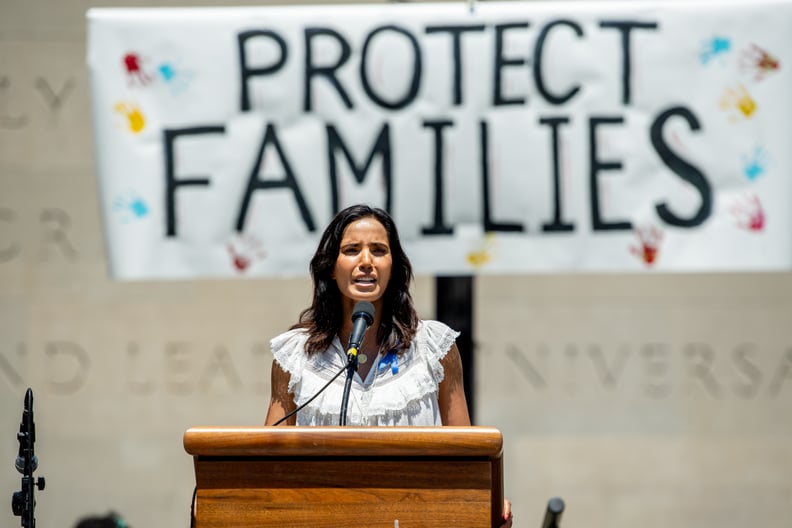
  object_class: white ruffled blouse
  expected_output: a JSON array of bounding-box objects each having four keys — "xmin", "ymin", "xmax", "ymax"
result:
[{"xmin": 271, "ymin": 320, "xmax": 460, "ymax": 426}]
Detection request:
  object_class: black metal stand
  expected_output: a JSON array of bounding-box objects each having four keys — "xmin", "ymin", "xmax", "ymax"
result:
[
  {"xmin": 11, "ymin": 388, "xmax": 46, "ymax": 528},
  {"xmin": 541, "ymin": 497, "xmax": 566, "ymax": 528},
  {"xmin": 339, "ymin": 355, "xmax": 358, "ymax": 426}
]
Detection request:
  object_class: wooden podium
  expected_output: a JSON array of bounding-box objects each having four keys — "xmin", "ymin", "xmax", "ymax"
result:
[{"xmin": 184, "ymin": 426, "xmax": 504, "ymax": 527}]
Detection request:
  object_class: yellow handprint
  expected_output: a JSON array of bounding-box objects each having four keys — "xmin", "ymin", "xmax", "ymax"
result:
[
  {"xmin": 113, "ymin": 102, "xmax": 146, "ymax": 133},
  {"xmin": 720, "ymin": 85, "xmax": 757, "ymax": 121},
  {"xmin": 467, "ymin": 234, "xmax": 497, "ymax": 269}
]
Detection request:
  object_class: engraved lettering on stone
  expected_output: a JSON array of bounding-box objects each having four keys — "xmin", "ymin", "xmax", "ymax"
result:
[
  {"xmin": 642, "ymin": 342, "xmax": 672, "ymax": 398},
  {"xmin": 0, "ymin": 207, "xmax": 20, "ymax": 262},
  {"xmin": 34, "ymin": 77, "xmax": 75, "ymax": 113},
  {"xmin": 767, "ymin": 348, "xmax": 792, "ymax": 397},
  {"xmin": 39, "ymin": 208, "xmax": 78, "ymax": 260},
  {"xmin": 46, "ymin": 341, "xmax": 90, "ymax": 395},
  {"xmin": 731, "ymin": 343, "xmax": 762, "ymax": 399},
  {"xmin": 0, "ymin": 76, "xmax": 28, "ymax": 129},
  {"xmin": 684, "ymin": 342, "xmax": 722, "ymax": 398},
  {"xmin": 0, "ymin": 343, "xmax": 27, "ymax": 389},
  {"xmin": 197, "ymin": 345, "xmax": 243, "ymax": 393},
  {"xmin": 125, "ymin": 342, "xmax": 156, "ymax": 395},
  {"xmin": 165, "ymin": 342, "xmax": 194, "ymax": 395}
]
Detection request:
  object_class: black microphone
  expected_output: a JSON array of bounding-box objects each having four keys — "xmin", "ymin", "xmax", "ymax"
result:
[
  {"xmin": 340, "ymin": 301, "xmax": 375, "ymax": 426},
  {"xmin": 346, "ymin": 301, "xmax": 375, "ymax": 360}
]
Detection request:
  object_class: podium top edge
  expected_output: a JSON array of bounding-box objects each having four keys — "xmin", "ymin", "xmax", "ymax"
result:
[{"xmin": 183, "ymin": 426, "xmax": 503, "ymax": 458}]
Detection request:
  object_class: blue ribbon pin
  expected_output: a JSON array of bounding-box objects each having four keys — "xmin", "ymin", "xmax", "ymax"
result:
[{"xmin": 378, "ymin": 350, "xmax": 399, "ymax": 375}]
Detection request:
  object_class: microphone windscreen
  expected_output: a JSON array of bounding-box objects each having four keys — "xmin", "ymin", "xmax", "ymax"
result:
[{"xmin": 352, "ymin": 301, "xmax": 375, "ymax": 322}]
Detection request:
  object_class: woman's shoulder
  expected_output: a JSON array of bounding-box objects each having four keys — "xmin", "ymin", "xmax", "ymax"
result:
[
  {"xmin": 413, "ymin": 319, "xmax": 460, "ymax": 362},
  {"xmin": 270, "ymin": 327, "xmax": 318, "ymax": 383},
  {"xmin": 386, "ymin": 319, "xmax": 460, "ymax": 389},
  {"xmin": 270, "ymin": 327, "xmax": 310, "ymax": 353},
  {"xmin": 416, "ymin": 319, "xmax": 460, "ymax": 342}
]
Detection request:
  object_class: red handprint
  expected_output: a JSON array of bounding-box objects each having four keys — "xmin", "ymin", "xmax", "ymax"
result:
[
  {"xmin": 629, "ymin": 225, "xmax": 663, "ymax": 266},
  {"xmin": 730, "ymin": 194, "xmax": 765, "ymax": 232},
  {"xmin": 123, "ymin": 52, "xmax": 151, "ymax": 86}
]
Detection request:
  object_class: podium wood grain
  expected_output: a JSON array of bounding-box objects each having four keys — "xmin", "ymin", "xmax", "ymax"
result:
[{"xmin": 184, "ymin": 426, "xmax": 504, "ymax": 528}]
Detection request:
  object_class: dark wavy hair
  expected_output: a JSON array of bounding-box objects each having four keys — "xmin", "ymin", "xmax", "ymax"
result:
[{"xmin": 292, "ymin": 204, "xmax": 418, "ymax": 355}]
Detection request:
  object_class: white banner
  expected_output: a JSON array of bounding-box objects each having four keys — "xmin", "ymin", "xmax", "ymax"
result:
[{"xmin": 87, "ymin": 1, "xmax": 792, "ymax": 279}]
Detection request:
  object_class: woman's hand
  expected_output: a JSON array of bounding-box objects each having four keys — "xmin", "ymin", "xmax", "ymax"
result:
[{"xmin": 499, "ymin": 499, "xmax": 513, "ymax": 528}]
